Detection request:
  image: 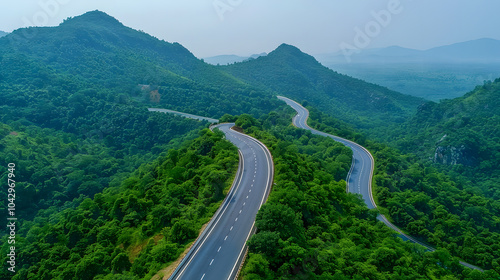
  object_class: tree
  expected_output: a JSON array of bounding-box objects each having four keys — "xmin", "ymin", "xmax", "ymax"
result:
[
  {"xmin": 255, "ymin": 203, "xmax": 305, "ymax": 242},
  {"xmin": 241, "ymin": 253, "xmax": 274, "ymax": 280},
  {"xmin": 247, "ymin": 231, "xmax": 281, "ymax": 257},
  {"xmin": 111, "ymin": 253, "xmax": 131, "ymax": 273}
]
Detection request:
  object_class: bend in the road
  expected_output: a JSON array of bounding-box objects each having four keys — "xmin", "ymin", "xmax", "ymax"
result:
[
  {"xmin": 169, "ymin": 123, "xmax": 274, "ymax": 280},
  {"xmin": 277, "ymin": 95, "xmax": 484, "ymax": 272}
]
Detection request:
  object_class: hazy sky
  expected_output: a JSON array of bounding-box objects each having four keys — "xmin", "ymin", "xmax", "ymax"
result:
[{"xmin": 2, "ymin": 0, "xmax": 499, "ymax": 57}]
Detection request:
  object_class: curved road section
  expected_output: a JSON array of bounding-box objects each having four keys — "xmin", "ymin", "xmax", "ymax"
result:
[
  {"xmin": 169, "ymin": 123, "xmax": 274, "ymax": 280},
  {"xmin": 277, "ymin": 96, "xmax": 375, "ymax": 208},
  {"xmin": 277, "ymin": 96, "xmax": 483, "ymax": 272}
]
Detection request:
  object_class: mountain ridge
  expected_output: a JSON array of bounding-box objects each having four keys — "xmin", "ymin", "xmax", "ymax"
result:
[
  {"xmin": 388, "ymin": 78, "xmax": 500, "ymax": 187},
  {"xmin": 316, "ymin": 38, "xmax": 500, "ymax": 64},
  {"xmin": 221, "ymin": 43, "xmax": 425, "ymax": 131},
  {"xmin": 203, "ymin": 52, "xmax": 267, "ymax": 65},
  {"xmin": 0, "ymin": 10, "xmax": 279, "ymax": 118}
]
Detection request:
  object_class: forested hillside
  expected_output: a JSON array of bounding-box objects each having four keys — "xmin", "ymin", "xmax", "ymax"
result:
[
  {"xmin": 221, "ymin": 44, "xmax": 425, "ymax": 130},
  {"xmin": 230, "ymin": 111, "xmax": 498, "ymax": 279},
  {"xmin": 1, "ymin": 10, "xmax": 280, "ymax": 118},
  {"xmin": 0, "ymin": 115, "xmax": 205, "ymax": 222},
  {"xmin": 0, "ymin": 130, "xmax": 239, "ymax": 280},
  {"xmin": 384, "ymin": 78, "xmax": 500, "ymax": 198},
  {"xmin": 0, "ymin": 11, "xmax": 282, "ymax": 279},
  {"xmin": 0, "ymin": 10, "xmax": 282, "ymax": 236},
  {"xmin": 1, "ymin": 9, "xmax": 498, "ymax": 280},
  {"xmin": 305, "ymin": 106, "xmax": 500, "ymax": 275}
]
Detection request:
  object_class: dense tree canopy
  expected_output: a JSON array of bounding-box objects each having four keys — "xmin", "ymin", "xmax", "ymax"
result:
[
  {"xmin": 306, "ymin": 106, "xmax": 500, "ymax": 276},
  {"xmin": 236, "ymin": 110, "xmax": 500, "ymax": 279},
  {"xmin": 0, "ymin": 130, "xmax": 238, "ymax": 280}
]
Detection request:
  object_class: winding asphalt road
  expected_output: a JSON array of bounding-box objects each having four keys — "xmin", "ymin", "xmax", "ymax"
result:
[
  {"xmin": 169, "ymin": 123, "xmax": 273, "ymax": 280},
  {"xmin": 277, "ymin": 96, "xmax": 483, "ymax": 272},
  {"xmin": 277, "ymin": 96, "xmax": 376, "ymax": 208}
]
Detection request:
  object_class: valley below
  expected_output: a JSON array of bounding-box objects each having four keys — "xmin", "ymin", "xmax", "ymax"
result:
[{"xmin": 0, "ymin": 10, "xmax": 499, "ymax": 280}]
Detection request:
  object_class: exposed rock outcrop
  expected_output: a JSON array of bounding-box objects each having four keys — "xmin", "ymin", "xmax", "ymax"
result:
[{"xmin": 434, "ymin": 145, "xmax": 477, "ymax": 166}]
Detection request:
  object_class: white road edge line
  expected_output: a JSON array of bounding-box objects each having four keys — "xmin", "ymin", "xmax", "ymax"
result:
[
  {"xmin": 225, "ymin": 126, "xmax": 274, "ymax": 280},
  {"xmin": 172, "ymin": 138, "xmax": 246, "ymax": 280}
]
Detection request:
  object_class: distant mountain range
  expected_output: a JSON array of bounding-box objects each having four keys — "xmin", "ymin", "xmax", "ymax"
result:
[
  {"xmin": 0, "ymin": 10, "xmax": 423, "ymax": 132},
  {"xmin": 203, "ymin": 39, "xmax": 500, "ymax": 66},
  {"xmin": 315, "ymin": 38, "xmax": 500, "ymax": 64},
  {"xmin": 203, "ymin": 52, "xmax": 267, "ymax": 65},
  {"xmin": 2, "ymin": 10, "xmax": 500, "ymax": 279},
  {"xmin": 0, "ymin": 31, "xmax": 8, "ymax": 38}
]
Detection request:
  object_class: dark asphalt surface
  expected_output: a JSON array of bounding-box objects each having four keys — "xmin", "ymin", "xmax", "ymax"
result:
[{"xmin": 170, "ymin": 123, "xmax": 273, "ymax": 280}]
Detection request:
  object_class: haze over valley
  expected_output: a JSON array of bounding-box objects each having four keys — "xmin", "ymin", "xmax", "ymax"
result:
[{"xmin": 1, "ymin": 4, "xmax": 499, "ymax": 279}]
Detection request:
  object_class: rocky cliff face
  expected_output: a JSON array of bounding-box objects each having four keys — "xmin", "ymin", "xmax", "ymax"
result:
[{"xmin": 434, "ymin": 145, "xmax": 477, "ymax": 166}]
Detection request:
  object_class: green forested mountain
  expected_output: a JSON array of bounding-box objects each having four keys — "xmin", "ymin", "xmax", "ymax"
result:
[
  {"xmin": 1, "ymin": 10, "xmax": 279, "ymax": 118},
  {"xmin": 2, "ymin": 9, "xmax": 499, "ymax": 280},
  {"xmin": 230, "ymin": 112, "xmax": 497, "ymax": 279},
  {"xmin": 0, "ymin": 10, "xmax": 280, "ymax": 280},
  {"xmin": 0, "ymin": 130, "xmax": 239, "ymax": 280},
  {"xmin": 300, "ymin": 77, "xmax": 500, "ymax": 272},
  {"xmin": 303, "ymin": 107, "xmax": 500, "ymax": 275},
  {"xmin": 221, "ymin": 44, "xmax": 425, "ymax": 130},
  {"xmin": 0, "ymin": 10, "xmax": 280, "ymax": 228},
  {"xmin": 0, "ymin": 31, "xmax": 7, "ymax": 38},
  {"xmin": 371, "ymin": 77, "xmax": 500, "ymax": 271},
  {"xmin": 386, "ymin": 78, "xmax": 500, "ymax": 198}
]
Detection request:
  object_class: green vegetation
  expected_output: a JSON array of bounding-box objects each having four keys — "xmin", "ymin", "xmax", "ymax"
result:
[
  {"xmin": 0, "ymin": 8, "xmax": 280, "ymax": 255},
  {"xmin": 1, "ymin": 9, "xmax": 499, "ymax": 280},
  {"xmin": 0, "ymin": 115, "xmax": 204, "ymax": 222},
  {"xmin": 237, "ymin": 111, "xmax": 499, "ymax": 279},
  {"xmin": 1, "ymin": 10, "xmax": 280, "ymax": 119},
  {"xmin": 383, "ymin": 79, "xmax": 500, "ymax": 198},
  {"xmin": 221, "ymin": 44, "xmax": 425, "ymax": 130},
  {"xmin": 306, "ymin": 105, "xmax": 500, "ymax": 276},
  {"xmin": 0, "ymin": 130, "xmax": 238, "ymax": 279},
  {"xmin": 0, "ymin": 11, "xmax": 279, "ymax": 279}
]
